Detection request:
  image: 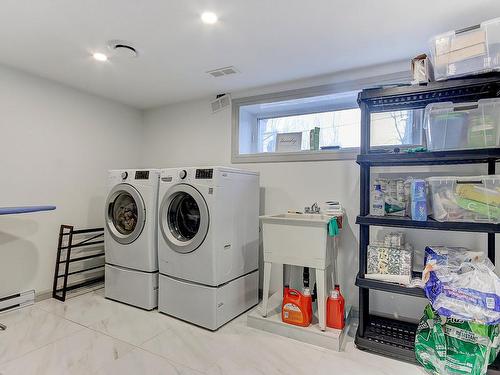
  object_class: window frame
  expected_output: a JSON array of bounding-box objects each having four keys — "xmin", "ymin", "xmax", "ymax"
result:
[{"xmin": 231, "ymin": 71, "xmax": 411, "ymax": 163}]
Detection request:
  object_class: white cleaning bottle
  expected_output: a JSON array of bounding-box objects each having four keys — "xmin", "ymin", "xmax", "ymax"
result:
[{"xmin": 371, "ymin": 184, "xmax": 385, "ymax": 216}]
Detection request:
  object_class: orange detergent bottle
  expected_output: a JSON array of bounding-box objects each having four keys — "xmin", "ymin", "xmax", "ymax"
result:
[
  {"xmin": 282, "ymin": 287, "xmax": 313, "ymax": 327},
  {"xmin": 326, "ymin": 286, "xmax": 345, "ymax": 330}
]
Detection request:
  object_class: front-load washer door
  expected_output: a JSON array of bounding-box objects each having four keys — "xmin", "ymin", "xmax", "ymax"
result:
[
  {"xmin": 160, "ymin": 184, "xmax": 209, "ymax": 254},
  {"xmin": 106, "ymin": 183, "xmax": 146, "ymax": 245}
]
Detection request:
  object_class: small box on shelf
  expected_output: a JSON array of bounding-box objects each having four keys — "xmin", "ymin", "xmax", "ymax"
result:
[{"xmin": 411, "ymin": 54, "xmax": 433, "ymax": 84}]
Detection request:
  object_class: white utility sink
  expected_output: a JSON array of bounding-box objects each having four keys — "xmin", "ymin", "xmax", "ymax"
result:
[
  {"xmin": 260, "ymin": 213, "xmax": 335, "ymax": 268},
  {"xmin": 259, "ymin": 212, "xmax": 342, "ymax": 331}
]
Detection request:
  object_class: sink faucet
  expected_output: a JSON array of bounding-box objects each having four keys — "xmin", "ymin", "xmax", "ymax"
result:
[{"xmin": 304, "ymin": 202, "xmax": 320, "ymax": 214}]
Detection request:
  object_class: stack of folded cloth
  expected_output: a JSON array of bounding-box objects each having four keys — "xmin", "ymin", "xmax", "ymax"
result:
[
  {"xmin": 324, "ymin": 201, "xmax": 343, "ymax": 215},
  {"xmin": 324, "ymin": 201, "xmax": 344, "ymax": 228}
]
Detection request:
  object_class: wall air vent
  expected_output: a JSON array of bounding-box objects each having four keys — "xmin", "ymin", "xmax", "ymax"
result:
[
  {"xmin": 211, "ymin": 94, "xmax": 231, "ymax": 113},
  {"xmin": 206, "ymin": 66, "xmax": 239, "ymax": 78}
]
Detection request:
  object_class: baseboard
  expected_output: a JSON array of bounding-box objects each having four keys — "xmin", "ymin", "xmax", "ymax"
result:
[{"xmin": 35, "ymin": 289, "xmax": 53, "ymax": 302}]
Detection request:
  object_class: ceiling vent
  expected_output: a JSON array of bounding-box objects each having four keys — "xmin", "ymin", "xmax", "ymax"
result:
[
  {"xmin": 211, "ymin": 94, "xmax": 231, "ymax": 113},
  {"xmin": 207, "ymin": 66, "xmax": 239, "ymax": 78},
  {"xmin": 107, "ymin": 40, "xmax": 138, "ymax": 58}
]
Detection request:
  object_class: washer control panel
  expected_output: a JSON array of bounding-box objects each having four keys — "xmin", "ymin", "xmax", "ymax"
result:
[
  {"xmin": 195, "ymin": 168, "xmax": 213, "ymax": 179},
  {"xmin": 135, "ymin": 171, "xmax": 150, "ymax": 180}
]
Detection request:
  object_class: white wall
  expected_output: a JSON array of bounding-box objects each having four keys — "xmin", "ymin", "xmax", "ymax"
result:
[
  {"xmin": 141, "ymin": 63, "xmax": 495, "ymax": 320},
  {"xmin": 0, "ymin": 64, "xmax": 143, "ymax": 298},
  {"xmin": 1, "ymin": 57, "xmax": 492, "ymax": 319}
]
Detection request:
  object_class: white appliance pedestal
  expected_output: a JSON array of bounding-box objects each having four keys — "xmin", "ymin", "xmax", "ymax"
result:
[
  {"xmin": 105, "ymin": 264, "xmax": 158, "ymax": 310},
  {"xmin": 159, "ymin": 270, "xmax": 259, "ymax": 331}
]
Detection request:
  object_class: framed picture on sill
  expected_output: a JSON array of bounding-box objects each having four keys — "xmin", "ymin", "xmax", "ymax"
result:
[{"xmin": 275, "ymin": 132, "xmax": 302, "ymax": 152}]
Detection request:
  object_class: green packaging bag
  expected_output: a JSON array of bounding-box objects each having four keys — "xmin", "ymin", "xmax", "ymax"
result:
[{"xmin": 415, "ymin": 305, "xmax": 500, "ymax": 375}]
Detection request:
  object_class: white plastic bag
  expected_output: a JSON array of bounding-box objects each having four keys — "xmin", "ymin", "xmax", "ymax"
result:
[{"xmin": 423, "ymin": 246, "xmax": 500, "ymax": 325}]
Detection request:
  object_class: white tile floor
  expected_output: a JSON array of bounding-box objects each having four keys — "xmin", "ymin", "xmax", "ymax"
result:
[{"xmin": 0, "ymin": 288, "xmax": 424, "ymax": 374}]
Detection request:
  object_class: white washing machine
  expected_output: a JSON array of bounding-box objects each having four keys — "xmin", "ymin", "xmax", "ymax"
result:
[
  {"xmin": 157, "ymin": 167, "xmax": 259, "ymax": 330},
  {"xmin": 104, "ymin": 169, "xmax": 160, "ymax": 310}
]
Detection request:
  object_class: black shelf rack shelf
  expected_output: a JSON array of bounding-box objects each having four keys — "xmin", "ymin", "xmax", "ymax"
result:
[
  {"xmin": 357, "ymin": 148, "xmax": 500, "ymax": 166},
  {"xmin": 357, "ymin": 215, "xmax": 500, "ymax": 234},
  {"xmin": 356, "ymin": 272, "xmax": 426, "ymax": 298},
  {"xmin": 355, "ymin": 315, "xmax": 419, "ymax": 364},
  {"xmin": 355, "ymin": 74, "xmax": 500, "ymax": 368}
]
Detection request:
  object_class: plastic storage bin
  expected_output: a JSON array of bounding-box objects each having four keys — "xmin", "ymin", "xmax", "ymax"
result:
[
  {"xmin": 427, "ymin": 175, "xmax": 500, "ymax": 223},
  {"xmin": 424, "ymin": 99, "xmax": 500, "ymax": 151},
  {"xmin": 429, "ymin": 17, "xmax": 500, "ymax": 81}
]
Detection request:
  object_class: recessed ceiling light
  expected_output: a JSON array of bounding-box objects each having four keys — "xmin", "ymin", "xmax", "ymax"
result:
[
  {"xmin": 92, "ymin": 52, "xmax": 108, "ymax": 62},
  {"xmin": 107, "ymin": 40, "xmax": 139, "ymax": 58},
  {"xmin": 201, "ymin": 11, "xmax": 218, "ymax": 24}
]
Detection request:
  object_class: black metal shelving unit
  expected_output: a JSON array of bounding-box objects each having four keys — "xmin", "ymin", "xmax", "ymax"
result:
[{"xmin": 354, "ymin": 74, "xmax": 500, "ymax": 368}]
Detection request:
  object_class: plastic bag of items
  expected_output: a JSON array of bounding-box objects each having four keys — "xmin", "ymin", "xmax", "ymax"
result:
[
  {"xmin": 423, "ymin": 246, "xmax": 500, "ymax": 325},
  {"xmin": 415, "ymin": 304, "xmax": 500, "ymax": 375},
  {"xmin": 366, "ymin": 233, "xmax": 413, "ymax": 285}
]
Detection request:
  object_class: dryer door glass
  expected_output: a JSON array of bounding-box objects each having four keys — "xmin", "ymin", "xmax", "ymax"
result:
[
  {"xmin": 160, "ymin": 184, "xmax": 209, "ymax": 254},
  {"xmin": 168, "ymin": 192, "xmax": 200, "ymax": 241},
  {"xmin": 106, "ymin": 184, "xmax": 146, "ymax": 245}
]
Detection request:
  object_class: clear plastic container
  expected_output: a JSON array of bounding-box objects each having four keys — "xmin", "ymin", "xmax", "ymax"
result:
[
  {"xmin": 427, "ymin": 175, "xmax": 500, "ymax": 223},
  {"xmin": 424, "ymin": 99, "xmax": 500, "ymax": 151},
  {"xmin": 429, "ymin": 17, "xmax": 500, "ymax": 81}
]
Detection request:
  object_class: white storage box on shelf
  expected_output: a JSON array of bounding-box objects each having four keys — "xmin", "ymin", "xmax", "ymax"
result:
[
  {"xmin": 429, "ymin": 17, "xmax": 500, "ymax": 81},
  {"xmin": 427, "ymin": 175, "xmax": 500, "ymax": 223},
  {"xmin": 424, "ymin": 99, "xmax": 500, "ymax": 151}
]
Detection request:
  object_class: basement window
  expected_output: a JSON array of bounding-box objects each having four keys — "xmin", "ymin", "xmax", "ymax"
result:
[
  {"xmin": 258, "ymin": 108, "xmax": 361, "ymax": 152},
  {"xmin": 231, "ymin": 72, "xmax": 414, "ymax": 163}
]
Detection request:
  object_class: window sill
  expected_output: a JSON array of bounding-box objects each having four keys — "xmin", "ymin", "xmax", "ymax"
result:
[{"xmin": 231, "ymin": 149, "xmax": 359, "ymax": 163}]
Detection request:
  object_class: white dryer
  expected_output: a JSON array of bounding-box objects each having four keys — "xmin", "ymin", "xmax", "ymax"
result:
[
  {"xmin": 157, "ymin": 167, "xmax": 259, "ymax": 330},
  {"xmin": 104, "ymin": 169, "xmax": 160, "ymax": 310}
]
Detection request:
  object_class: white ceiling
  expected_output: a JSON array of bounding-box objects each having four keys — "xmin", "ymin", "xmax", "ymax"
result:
[{"xmin": 1, "ymin": 1, "xmax": 499, "ymax": 109}]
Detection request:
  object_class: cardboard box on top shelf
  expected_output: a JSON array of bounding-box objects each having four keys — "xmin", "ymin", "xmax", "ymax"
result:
[{"xmin": 411, "ymin": 54, "xmax": 433, "ymax": 83}]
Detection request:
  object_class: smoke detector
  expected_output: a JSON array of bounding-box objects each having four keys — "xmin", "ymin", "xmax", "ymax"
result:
[
  {"xmin": 206, "ymin": 66, "xmax": 239, "ymax": 78},
  {"xmin": 107, "ymin": 40, "xmax": 139, "ymax": 58}
]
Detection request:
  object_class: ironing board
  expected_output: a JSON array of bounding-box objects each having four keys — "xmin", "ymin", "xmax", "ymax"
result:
[
  {"xmin": 0, "ymin": 206, "xmax": 56, "ymax": 216},
  {"xmin": 0, "ymin": 205, "xmax": 56, "ymax": 330}
]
